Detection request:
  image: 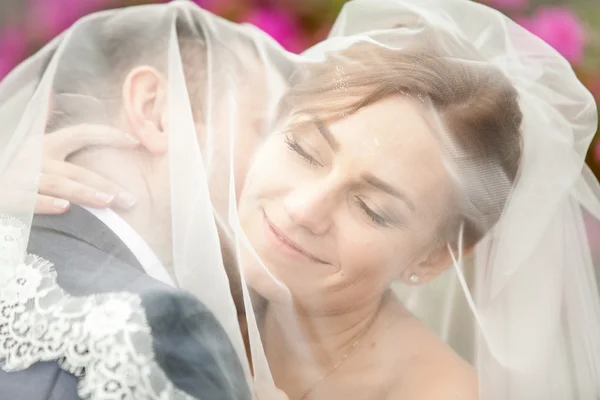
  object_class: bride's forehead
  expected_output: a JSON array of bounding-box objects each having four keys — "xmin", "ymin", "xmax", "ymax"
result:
[{"xmin": 331, "ymin": 97, "xmax": 435, "ymax": 147}]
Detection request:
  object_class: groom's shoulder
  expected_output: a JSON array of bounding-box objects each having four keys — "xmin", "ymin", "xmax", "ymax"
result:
[
  {"xmin": 10, "ymin": 211, "xmax": 251, "ymax": 400},
  {"xmin": 140, "ymin": 288, "xmax": 252, "ymax": 400},
  {"xmin": 28, "ymin": 207, "xmax": 161, "ymax": 295}
]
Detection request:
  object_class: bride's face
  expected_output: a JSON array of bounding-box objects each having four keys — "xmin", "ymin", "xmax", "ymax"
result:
[{"xmin": 238, "ymin": 96, "xmax": 453, "ymax": 312}]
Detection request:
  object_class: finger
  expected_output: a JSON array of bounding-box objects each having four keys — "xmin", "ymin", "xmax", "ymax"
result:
[
  {"xmin": 34, "ymin": 195, "xmax": 71, "ymax": 215},
  {"xmin": 45, "ymin": 123, "xmax": 140, "ymax": 159},
  {"xmin": 43, "ymin": 160, "xmax": 137, "ymax": 209},
  {"xmin": 38, "ymin": 174, "xmax": 117, "ymax": 209}
]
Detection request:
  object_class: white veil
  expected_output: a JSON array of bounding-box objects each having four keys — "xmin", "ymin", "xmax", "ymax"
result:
[
  {"xmin": 0, "ymin": 0, "xmax": 599, "ymax": 399},
  {"xmin": 326, "ymin": 0, "xmax": 600, "ymax": 398}
]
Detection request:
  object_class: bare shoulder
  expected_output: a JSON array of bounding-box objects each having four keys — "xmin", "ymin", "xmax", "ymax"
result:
[
  {"xmin": 388, "ymin": 343, "xmax": 477, "ymax": 400},
  {"xmin": 404, "ymin": 354, "xmax": 478, "ymax": 400},
  {"xmin": 377, "ymin": 303, "xmax": 478, "ymax": 399}
]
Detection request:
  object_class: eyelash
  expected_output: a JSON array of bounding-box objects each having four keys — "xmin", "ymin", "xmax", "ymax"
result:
[
  {"xmin": 355, "ymin": 196, "xmax": 389, "ymax": 228},
  {"xmin": 284, "ymin": 136, "xmax": 321, "ymax": 166},
  {"xmin": 284, "ymin": 135, "xmax": 390, "ymax": 229}
]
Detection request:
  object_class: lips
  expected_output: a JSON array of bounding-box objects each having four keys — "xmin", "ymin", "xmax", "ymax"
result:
[{"xmin": 263, "ymin": 210, "xmax": 326, "ymax": 264}]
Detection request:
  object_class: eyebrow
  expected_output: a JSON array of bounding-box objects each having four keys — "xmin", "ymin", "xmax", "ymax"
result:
[
  {"xmin": 313, "ymin": 116, "xmax": 340, "ymax": 152},
  {"xmin": 362, "ymin": 173, "xmax": 416, "ymax": 212}
]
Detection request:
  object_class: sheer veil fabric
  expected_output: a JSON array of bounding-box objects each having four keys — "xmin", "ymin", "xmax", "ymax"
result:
[{"xmin": 0, "ymin": 0, "xmax": 599, "ymax": 399}]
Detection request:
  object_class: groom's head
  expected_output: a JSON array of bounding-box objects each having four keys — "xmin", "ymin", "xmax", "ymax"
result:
[
  {"xmin": 47, "ymin": 5, "xmax": 275, "ymax": 139},
  {"xmin": 46, "ymin": 5, "xmax": 276, "ymax": 271},
  {"xmin": 48, "ymin": 5, "xmax": 273, "ymax": 178},
  {"xmin": 47, "ymin": 7, "xmax": 207, "ymax": 135}
]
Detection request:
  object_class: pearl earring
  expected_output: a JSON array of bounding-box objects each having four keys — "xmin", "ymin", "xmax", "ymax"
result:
[{"xmin": 409, "ymin": 274, "xmax": 420, "ymax": 284}]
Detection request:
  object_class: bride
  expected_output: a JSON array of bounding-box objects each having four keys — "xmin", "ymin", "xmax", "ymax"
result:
[{"xmin": 2, "ymin": 0, "xmax": 600, "ymax": 399}]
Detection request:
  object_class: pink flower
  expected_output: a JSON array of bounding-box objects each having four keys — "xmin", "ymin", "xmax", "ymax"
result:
[
  {"xmin": 27, "ymin": 0, "xmax": 106, "ymax": 41},
  {"xmin": 594, "ymin": 140, "xmax": 600, "ymax": 164},
  {"xmin": 518, "ymin": 6, "xmax": 586, "ymax": 64},
  {"xmin": 0, "ymin": 26, "xmax": 28, "ymax": 80},
  {"xmin": 242, "ymin": 8, "xmax": 304, "ymax": 53},
  {"xmin": 488, "ymin": 0, "xmax": 528, "ymax": 11}
]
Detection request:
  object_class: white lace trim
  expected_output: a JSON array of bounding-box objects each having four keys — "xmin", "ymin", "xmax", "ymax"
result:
[{"xmin": 0, "ymin": 216, "xmax": 196, "ymax": 400}]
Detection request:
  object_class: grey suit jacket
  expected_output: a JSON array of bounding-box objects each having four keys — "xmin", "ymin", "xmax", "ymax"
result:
[{"xmin": 0, "ymin": 206, "xmax": 250, "ymax": 400}]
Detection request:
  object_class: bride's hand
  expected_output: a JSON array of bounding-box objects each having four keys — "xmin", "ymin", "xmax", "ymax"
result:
[{"xmin": 36, "ymin": 124, "xmax": 140, "ymax": 215}]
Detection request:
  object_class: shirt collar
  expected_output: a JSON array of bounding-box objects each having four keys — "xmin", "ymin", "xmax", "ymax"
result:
[{"xmin": 83, "ymin": 206, "xmax": 176, "ymax": 287}]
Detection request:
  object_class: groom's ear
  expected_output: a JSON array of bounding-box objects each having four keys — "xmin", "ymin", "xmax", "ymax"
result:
[{"xmin": 122, "ymin": 66, "xmax": 168, "ymax": 154}]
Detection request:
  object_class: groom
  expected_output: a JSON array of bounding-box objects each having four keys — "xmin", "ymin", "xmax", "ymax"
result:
[{"xmin": 0, "ymin": 6, "xmax": 278, "ymax": 400}]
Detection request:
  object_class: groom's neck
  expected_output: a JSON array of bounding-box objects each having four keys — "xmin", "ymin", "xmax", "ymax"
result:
[{"xmin": 71, "ymin": 148, "xmax": 175, "ymax": 275}]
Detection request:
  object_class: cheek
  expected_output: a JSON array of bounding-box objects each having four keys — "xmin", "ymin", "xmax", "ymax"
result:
[
  {"xmin": 335, "ymin": 230, "xmax": 408, "ymax": 288},
  {"xmin": 334, "ymin": 223, "xmax": 430, "ymax": 287}
]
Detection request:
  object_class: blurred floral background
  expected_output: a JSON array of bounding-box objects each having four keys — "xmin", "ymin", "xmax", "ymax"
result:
[{"xmin": 1, "ymin": 0, "xmax": 600, "ymax": 175}]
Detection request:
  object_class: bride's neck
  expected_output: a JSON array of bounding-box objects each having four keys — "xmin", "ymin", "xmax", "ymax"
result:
[{"xmin": 263, "ymin": 295, "xmax": 386, "ymax": 371}]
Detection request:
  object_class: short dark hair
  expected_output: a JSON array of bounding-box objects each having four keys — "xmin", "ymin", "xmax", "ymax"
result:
[{"xmin": 47, "ymin": 6, "xmax": 207, "ymax": 131}]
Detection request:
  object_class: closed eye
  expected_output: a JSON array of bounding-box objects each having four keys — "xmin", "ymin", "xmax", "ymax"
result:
[
  {"xmin": 354, "ymin": 196, "xmax": 389, "ymax": 227},
  {"xmin": 284, "ymin": 136, "xmax": 322, "ymax": 167}
]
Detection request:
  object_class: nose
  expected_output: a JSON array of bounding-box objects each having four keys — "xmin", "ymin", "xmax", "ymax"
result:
[{"xmin": 283, "ymin": 180, "xmax": 337, "ymax": 235}]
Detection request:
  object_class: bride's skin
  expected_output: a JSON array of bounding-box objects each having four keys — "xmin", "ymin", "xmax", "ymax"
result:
[{"xmin": 237, "ymin": 96, "xmax": 477, "ymax": 399}]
